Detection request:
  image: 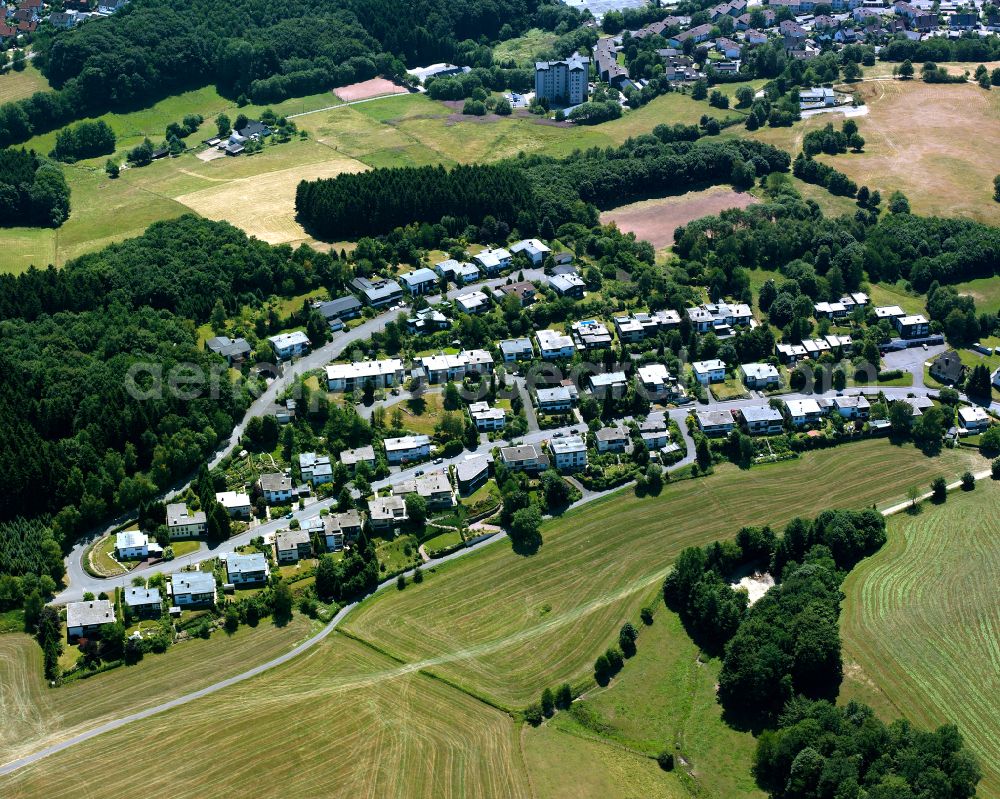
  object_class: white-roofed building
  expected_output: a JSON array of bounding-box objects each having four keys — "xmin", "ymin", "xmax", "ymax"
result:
[
  {"xmin": 455, "ymin": 290, "xmax": 491, "ymax": 314},
  {"xmin": 399, "ymin": 267, "xmax": 439, "ymax": 295},
  {"xmin": 298, "ymin": 452, "xmax": 333, "ymax": 485},
  {"xmin": 418, "ymin": 350, "xmax": 494, "ymax": 383},
  {"xmin": 696, "ymin": 409, "xmax": 735, "ymax": 436},
  {"xmin": 66, "ymin": 600, "xmax": 116, "ymax": 642},
  {"xmin": 469, "ymin": 401, "xmax": 506, "ymax": 431},
  {"xmin": 692, "ymin": 359, "xmax": 727, "ymax": 385},
  {"xmin": 739, "ymin": 404, "xmax": 784, "ymax": 435},
  {"xmin": 510, "ymin": 238, "xmax": 552, "ymax": 265},
  {"xmin": 536, "ymin": 385, "xmax": 574, "ymax": 412},
  {"xmin": 740, "ymin": 362, "xmax": 781, "ymax": 389},
  {"xmin": 636, "ymin": 363, "xmax": 684, "ymax": 402},
  {"xmin": 549, "ymin": 435, "xmax": 588, "ymax": 472},
  {"xmin": 225, "ymin": 552, "xmax": 270, "ymax": 586},
  {"xmin": 215, "ymin": 490, "xmax": 252, "ymax": 517},
  {"xmin": 784, "ymin": 398, "xmax": 825, "ymax": 426},
  {"xmin": 572, "ymin": 319, "xmax": 613, "ymax": 349},
  {"xmin": 326, "ymin": 358, "xmax": 405, "ymax": 391},
  {"xmin": 268, "ymin": 331, "xmax": 310, "ymax": 359},
  {"xmin": 171, "ymin": 571, "xmax": 217, "ymax": 607},
  {"xmin": 536, "ymin": 328, "xmax": 576, "ymax": 360},
  {"xmin": 959, "ymin": 405, "xmax": 990, "ymax": 431},
  {"xmin": 472, "ymin": 247, "xmax": 512, "ymax": 275},
  {"xmin": 115, "ymin": 530, "xmax": 150, "ymax": 560},
  {"xmin": 124, "ymin": 586, "xmax": 162, "ymax": 617},
  {"xmin": 384, "ymin": 435, "xmax": 431, "ymax": 464}
]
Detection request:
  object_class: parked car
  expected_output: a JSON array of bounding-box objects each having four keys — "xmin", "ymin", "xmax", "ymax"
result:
[
  {"xmin": 433, "ymin": 457, "xmax": 444, "ymax": 464},
  {"xmin": 415, "ymin": 469, "xmax": 425, "ymax": 476}
]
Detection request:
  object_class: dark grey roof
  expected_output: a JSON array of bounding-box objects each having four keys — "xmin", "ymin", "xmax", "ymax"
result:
[{"xmin": 316, "ymin": 296, "xmax": 362, "ymax": 319}]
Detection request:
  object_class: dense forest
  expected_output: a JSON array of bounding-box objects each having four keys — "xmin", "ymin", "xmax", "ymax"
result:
[
  {"xmin": 663, "ymin": 511, "xmax": 981, "ymax": 798},
  {"xmin": 296, "ymin": 134, "xmax": 792, "ymax": 239},
  {"xmin": 0, "ymin": 0, "xmax": 579, "ymax": 147},
  {"xmin": 0, "ymin": 148, "xmax": 71, "ymax": 227}
]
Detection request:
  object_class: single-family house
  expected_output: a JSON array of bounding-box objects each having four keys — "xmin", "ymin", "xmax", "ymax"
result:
[
  {"xmin": 637, "ymin": 363, "xmax": 684, "ymax": 402},
  {"xmin": 171, "ymin": 571, "xmax": 216, "ymax": 607},
  {"xmin": 784, "ymin": 398, "xmax": 825, "ymax": 426},
  {"xmin": 351, "ymin": 276, "xmax": 403, "ymax": 307},
  {"xmin": 536, "ymin": 328, "xmax": 577, "ymax": 360},
  {"xmin": 472, "ymin": 247, "xmax": 512, "ymax": 275},
  {"xmin": 298, "ymin": 452, "xmax": 333, "ymax": 485},
  {"xmin": 215, "ymin": 491, "xmax": 252, "ymax": 518},
  {"xmin": 368, "ymin": 495, "xmax": 408, "ymax": 530},
  {"xmin": 639, "ymin": 418, "xmax": 671, "ymax": 450},
  {"xmin": 739, "ymin": 405, "xmax": 785, "ymax": 435},
  {"xmin": 715, "ymin": 36, "xmax": 743, "ymax": 58},
  {"xmin": 124, "ymin": 587, "xmax": 162, "ymax": 618},
  {"xmin": 456, "ymin": 456, "xmax": 490, "ymax": 495},
  {"xmin": 548, "ymin": 272, "xmax": 586, "ymax": 299},
  {"xmin": 275, "ymin": 530, "xmax": 312, "ymax": 564},
  {"xmin": 510, "ymin": 238, "xmax": 552, "ymax": 265},
  {"xmin": 930, "ymin": 351, "xmax": 965, "ymax": 385},
  {"xmin": 115, "ymin": 530, "xmax": 150, "ymax": 560},
  {"xmin": 166, "ymin": 503, "xmax": 207, "ymax": 539},
  {"xmin": 258, "ymin": 473, "xmax": 294, "ymax": 504},
  {"xmin": 419, "ymin": 350, "xmax": 494, "ymax": 383},
  {"xmin": 959, "ymin": 405, "xmax": 991, "ymax": 432},
  {"xmin": 326, "ymin": 359, "xmax": 405, "ymax": 391},
  {"xmin": 692, "ymin": 359, "xmax": 727, "ymax": 385},
  {"xmin": 66, "ymin": 600, "xmax": 116, "ymax": 642},
  {"xmin": 550, "ymin": 435, "xmax": 588, "ymax": 472},
  {"xmin": 435, "ymin": 259, "xmax": 480, "ymax": 284},
  {"xmin": 696, "ymin": 409, "xmax": 735, "ymax": 436},
  {"xmin": 384, "ymin": 435, "xmax": 431, "ymax": 464},
  {"xmin": 500, "ymin": 444, "xmax": 548, "ymax": 473},
  {"xmin": 832, "ymin": 395, "xmax": 870, "ymax": 419},
  {"xmin": 225, "ymin": 552, "xmax": 269, "ymax": 586},
  {"xmin": 455, "ymin": 290, "xmax": 491, "ymax": 314},
  {"xmin": 315, "ymin": 295, "xmax": 362, "ymax": 323},
  {"xmin": 323, "ymin": 510, "xmax": 362, "ymax": 551},
  {"xmin": 595, "ymin": 425, "xmax": 630, "ymax": 453},
  {"xmin": 340, "ymin": 445, "xmax": 376, "ymax": 470},
  {"xmin": 874, "ymin": 305, "xmax": 906, "ymax": 321},
  {"xmin": 469, "ymin": 401, "xmax": 506, "ymax": 431},
  {"xmin": 499, "ymin": 337, "xmax": 534, "ymax": 362},
  {"xmin": 268, "ymin": 331, "xmax": 310, "ymax": 360},
  {"xmin": 399, "ymin": 267, "xmax": 439, "ymax": 296},
  {"xmin": 206, "ymin": 336, "xmax": 252, "ymax": 365},
  {"xmin": 588, "ymin": 371, "xmax": 628, "ymax": 398},
  {"xmin": 686, "ymin": 301, "xmax": 752, "ymax": 335},
  {"xmin": 536, "ymin": 385, "xmax": 574, "ymax": 412},
  {"xmin": 495, "ymin": 281, "xmax": 536, "ymax": 307},
  {"xmin": 572, "ymin": 319, "xmax": 613, "ymax": 349},
  {"xmin": 407, "ymin": 307, "xmax": 450, "ymax": 333},
  {"xmin": 740, "ymin": 362, "xmax": 781, "ymax": 390}
]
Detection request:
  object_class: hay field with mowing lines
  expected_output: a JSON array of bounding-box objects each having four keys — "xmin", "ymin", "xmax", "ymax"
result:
[
  {"xmin": 344, "ymin": 440, "xmax": 983, "ymax": 708},
  {"xmin": 0, "ymin": 633, "xmax": 529, "ymax": 799},
  {"xmin": 0, "ymin": 616, "xmax": 317, "ymax": 766},
  {"xmin": 175, "ymin": 153, "xmax": 367, "ymax": 244},
  {"xmin": 0, "ymin": 64, "xmax": 50, "ymax": 104},
  {"xmin": 840, "ymin": 482, "xmax": 1000, "ymax": 797}
]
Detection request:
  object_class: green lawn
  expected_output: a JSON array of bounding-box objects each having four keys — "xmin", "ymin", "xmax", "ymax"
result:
[
  {"xmin": 492, "ymin": 28, "xmax": 558, "ymax": 66},
  {"xmin": 395, "ymin": 392, "xmax": 447, "ymax": 435},
  {"xmin": 0, "ymin": 63, "xmax": 51, "ymax": 104},
  {"xmin": 710, "ymin": 378, "xmax": 750, "ymax": 402},
  {"xmin": 840, "ymin": 481, "xmax": 1000, "ymax": 797},
  {"xmin": 344, "ymin": 438, "xmax": 984, "ymax": 709},
  {"xmin": 375, "ymin": 533, "xmax": 421, "ymax": 575},
  {"xmin": 867, "ymin": 281, "xmax": 926, "ymax": 316},
  {"xmin": 86, "ymin": 535, "xmax": 126, "ymax": 578},
  {"xmin": 422, "ymin": 529, "xmax": 464, "ymax": 555},
  {"xmin": 953, "ymin": 276, "xmax": 1000, "ymax": 316},
  {"xmin": 169, "ymin": 540, "xmax": 201, "ymax": 558}
]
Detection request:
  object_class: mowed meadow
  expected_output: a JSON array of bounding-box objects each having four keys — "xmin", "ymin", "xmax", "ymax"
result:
[
  {"xmin": 840, "ymin": 481, "xmax": 1000, "ymax": 797},
  {"xmin": 343, "ymin": 439, "xmax": 982, "ymax": 709}
]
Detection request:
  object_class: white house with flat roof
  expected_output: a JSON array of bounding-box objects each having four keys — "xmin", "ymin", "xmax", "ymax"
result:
[
  {"xmin": 784, "ymin": 398, "xmax": 825, "ymax": 426},
  {"xmin": 469, "ymin": 401, "xmax": 506, "ymax": 431},
  {"xmin": 536, "ymin": 328, "xmax": 576, "ymax": 360},
  {"xmin": 692, "ymin": 359, "xmax": 727, "ymax": 384},
  {"xmin": 384, "ymin": 435, "xmax": 431, "ymax": 464},
  {"xmin": 124, "ymin": 586, "xmax": 162, "ymax": 617},
  {"xmin": 115, "ymin": 530, "xmax": 151, "ymax": 560},
  {"xmin": 455, "ymin": 290, "xmax": 490, "ymax": 315},
  {"xmin": 499, "ymin": 337, "xmax": 534, "ymax": 362},
  {"xmin": 739, "ymin": 405, "xmax": 784, "ymax": 435},
  {"xmin": 268, "ymin": 331, "xmax": 310, "ymax": 359},
  {"xmin": 874, "ymin": 305, "xmax": 906, "ymax": 321},
  {"xmin": 536, "ymin": 385, "xmax": 574, "ymax": 412},
  {"xmin": 637, "ymin": 363, "xmax": 684, "ymax": 402},
  {"xmin": 549, "ymin": 435, "xmax": 588, "ymax": 471},
  {"xmin": 298, "ymin": 452, "xmax": 333, "ymax": 485},
  {"xmin": 326, "ymin": 359, "xmax": 405, "ymax": 391},
  {"xmin": 419, "ymin": 350, "xmax": 494, "ymax": 383},
  {"xmin": 740, "ymin": 362, "xmax": 781, "ymax": 389},
  {"xmin": 696, "ymin": 409, "xmax": 735, "ymax": 436},
  {"xmin": 959, "ymin": 405, "xmax": 990, "ymax": 431},
  {"xmin": 215, "ymin": 491, "xmax": 252, "ymax": 517},
  {"xmin": 832, "ymin": 395, "xmax": 870, "ymax": 419}
]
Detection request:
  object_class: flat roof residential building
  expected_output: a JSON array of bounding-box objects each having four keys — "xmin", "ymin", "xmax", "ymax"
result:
[
  {"xmin": 495, "ymin": 281, "xmax": 536, "ymax": 307},
  {"xmin": 826, "ymin": 334, "xmax": 854, "ymax": 351},
  {"xmin": 368, "ymin": 495, "xmax": 408, "ymax": 530},
  {"xmin": 510, "ymin": 238, "xmax": 552, "ymax": 265},
  {"xmin": 225, "ymin": 552, "xmax": 269, "ymax": 586},
  {"xmin": 895, "ymin": 314, "xmax": 930, "ymax": 339},
  {"xmin": 171, "ymin": 571, "xmax": 216, "ymax": 606},
  {"xmin": 692, "ymin": 359, "xmax": 727, "ymax": 385},
  {"xmin": 784, "ymin": 398, "xmax": 825, "ymax": 426},
  {"xmin": 874, "ymin": 305, "xmax": 906, "ymax": 320},
  {"xmin": 408, "ymin": 62, "xmax": 472, "ymax": 83},
  {"xmin": 215, "ymin": 491, "xmax": 252, "ymax": 517},
  {"xmin": 739, "ymin": 405, "xmax": 785, "ymax": 435},
  {"xmin": 66, "ymin": 599, "xmax": 116, "ymax": 641},
  {"xmin": 115, "ymin": 530, "xmax": 150, "ymax": 560},
  {"xmin": 399, "ymin": 267, "xmax": 439, "ymax": 295},
  {"xmin": 124, "ymin": 586, "xmax": 162, "ymax": 617},
  {"xmin": 275, "ymin": 529, "xmax": 312, "ymax": 563},
  {"xmin": 268, "ymin": 331, "xmax": 310, "ymax": 360},
  {"xmin": 435, "ymin": 258, "xmax": 480, "ymax": 284},
  {"xmin": 469, "ymin": 401, "xmax": 506, "ymax": 431},
  {"xmin": 455, "ymin": 290, "xmax": 490, "ymax": 314},
  {"xmin": 499, "ymin": 337, "xmax": 534, "ymax": 362},
  {"xmin": 323, "ymin": 510, "xmax": 362, "ymax": 551},
  {"xmin": 959, "ymin": 405, "xmax": 990, "ymax": 431},
  {"xmin": 384, "ymin": 434, "xmax": 432, "ymax": 464},
  {"xmin": 637, "ymin": 363, "xmax": 684, "ymax": 402},
  {"xmin": 352, "ymin": 276, "xmax": 404, "ymax": 307},
  {"xmin": 536, "ymin": 385, "xmax": 574, "ymax": 412},
  {"xmin": 258, "ymin": 473, "xmax": 294, "ymax": 504},
  {"xmin": 166, "ymin": 503, "xmax": 207, "ymax": 539},
  {"xmin": 588, "ymin": 371, "xmax": 628, "ymax": 398},
  {"xmin": 814, "ymin": 301, "xmax": 848, "ymax": 318},
  {"xmin": 472, "ymin": 247, "xmax": 512, "ymax": 275},
  {"xmin": 547, "ymin": 273, "xmax": 586, "ymax": 298},
  {"xmin": 339, "ymin": 445, "xmax": 376, "ymax": 470},
  {"xmin": 572, "ymin": 319, "xmax": 613, "ymax": 349},
  {"xmin": 206, "ymin": 336, "xmax": 252, "ymax": 364},
  {"xmin": 613, "ymin": 310, "xmax": 681, "ymax": 343},
  {"xmin": 314, "ymin": 295, "xmax": 362, "ymax": 322},
  {"xmin": 298, "ymin": 452, "xmax": 333, "ymax": 485},
  {"xmin": 595, "ymin": 425, "xmax": 630, "ymax": 452},
  {"xmin": 740, "ymin": 362, "xmax": 781, "ymax": 389},
  {"xmin": 536, "ymin": 328, "xmax": 576, "ymax": 360},
  {"xmin": 456, "ymin": 456, "xmax": 490, "ymax": 495},
  {"xmin": 535, "ymin": 52, "xmax": 589, "ymax": 106},
  {"xmin": 696, "ymin": 409, "xmax": 735, "ymax": 436},
  {"xmin": 500, "ymin": 443, "xmax": 547, "ymax": 472},
  {"xmin": 832, "ymin": 395, "xmax": 870, "ymax": 419},
  {"xmin": 776, "ymin": 342, "xmax": 808, "ymax": 364},
  {"xmin": 686, "ymin": 301, "xmax": 752, "ymax": 335},
  {"xmin": 326, "ymin": 358, "xmax": 405, "ymax": 391},
  {"xmin": 407, "ymin": 307, "xmax": 450, "ymax": 333},
  {"xmin": 419, "ymin": 349, "xmax": 494, "ymax": 383},
  {"xmin": 549, "ymin": 435, "xmax": 588, "ymax": 472}
]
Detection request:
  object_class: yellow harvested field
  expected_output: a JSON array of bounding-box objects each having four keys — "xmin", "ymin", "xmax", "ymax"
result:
[{"xmin": 175, "ymin": 155, "xmax": 367, "ymax": 244}]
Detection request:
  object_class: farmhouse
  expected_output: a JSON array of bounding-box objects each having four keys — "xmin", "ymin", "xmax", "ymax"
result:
[
  {"xmin": 66, "ymin": 600, "xmax": 116, "ymax": 642},
  {"xmin": 383, "ymin": 435, "xmax": 431, "ymax": 464},
  {"xmin": 326, "ymin": 359, "xmax": 405, "ymax": 391},
  {"xmin": 166, "ymin": 503, "xmax": 207, "ymax": 539},
  {"xmin": 549, "ymin": 435, "xmax": 588, "ymax": 472},
  {"xmin": 258, "ymin": 473, "xmax": 294, "ymax": 504},
  {"xmin": 323, "ymin": 510, "xmax": 362, "ymax": 551},
  {"xmin": 340, "ymin": 445, "xmax": 376, "ymax": 470},
  {"xmin": 298, "ymin": 452, "xmax": 333, "ymax": 485},
  {"xmin": 692, "ymin": 359, "xmax": 727, "ymax": 385},
  {"xmin": 225, "ymin": 552, "xmax": 270, "ymax": 586},
  {"xmin": 418, "ymin": 350, "xmax": 494, "ymax": 383},
  {"xmin": 469, "ymin": 401, "xmax": 506, "ymax": 431},
  {"xmin": 456, "ymin": 456, "xmax": 490, "ymax": 495},
  {"xmin": 368, "ymin": 495, "xmax": 408, "ymax": 530},
  {"xmin": 536, "ymin": 328, "xmax": 577, "ymax": 360},
  {"xmin": 268, "ymin": 331, "xmax": 310, "ymax": 360},
  {"xmin": 206, "ymin": 336, "xmax": 252, "ymax": 364},
  {"xmin": 500, "ymin": 443, "xmax": 548, "ymax": 472},
  {"xmin": 124, "ymin": 586, "xmax": 162, "ymax": 618},
  {"xmin": 275, "ymin": 530, "xmax": 312, "ymax": 564},
  {"xmin": 352, "ymin": 276, "xmax": 403, "ymax": 307},
  {"xmin": 510, "ymin": 238, "xmax": 551, "ymax": 265},
  {"xmin": 696, "ymin": 409, "xmax": 735, "ymax": 436},
  {"xmin": 740, "ymin": 362, "xmax": 781, "ymax": 389},
  {"xmin": 499, "ymin": 337, "xmax": 534, "ymax": 362},
  {"xmin": 115, "ymin": 530, "xmax": 151, "ymax": 560},
  {"xmin": 171, "ymin": 571, "xmax": 216, "ymax": 607},
  {"xmin": 739, "ymin": 405, "xmax": 785, "ymax": 435},
  {"xmin": 595, "ymin": 425, "xmax": 630, "ymax": 453},
  {"xmin": 215, "ymin": 491, "xmax": 252, "ymax": 517},
  {"xmin": 399, "ymin": 267, "xmax": 439, "ymax": 296}
]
